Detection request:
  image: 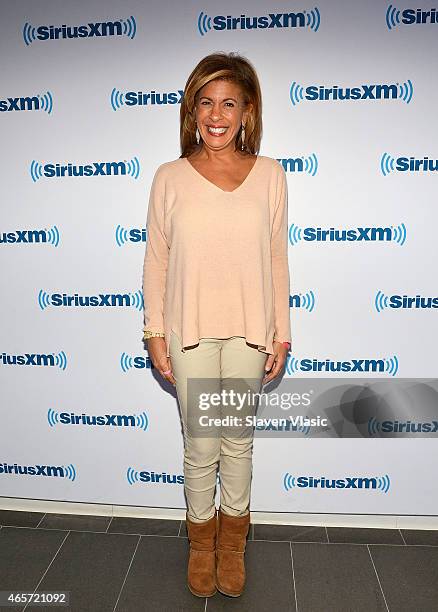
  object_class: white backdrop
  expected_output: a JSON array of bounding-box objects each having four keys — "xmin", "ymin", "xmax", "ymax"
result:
[{"xmin": 1, "ymin": 0, "xmax": 437, "ymax": 516}]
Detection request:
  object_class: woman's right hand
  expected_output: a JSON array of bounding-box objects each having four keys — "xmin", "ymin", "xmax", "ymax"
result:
[{"xmin": 146, "ymin": 337, "xmax": 176, "ymax": 386}]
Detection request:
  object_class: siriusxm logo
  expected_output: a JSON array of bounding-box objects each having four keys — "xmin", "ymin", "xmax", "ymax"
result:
[
  {"xmin": 289, "ymin": 223, "xmax": 407, "ymax": 246},
  {"xmin": 287, "ymin": 355, "xmax": 399, "ymax": 376},
  {"xmin": 277, "ymin": 154, "xmax": 318, "ymax": 176},
  {"xmin": 255, "ymin": 421, "xmax": 311, "ymax": 435},
  {"xmin": 0, "ymin": 462, "xmax": 76, "ymax": 480},
  {"xmin": 0, "ymin": 351, "xmax": 67, "ymax": 370},
  {"xmin": 283, "ymin": 472, "xmax": 390, "ymax": 492},
  {"xmin": 1, "ymin": 226, "xmax": 60, "ymax": 247},
  {"xmin": 290, "ymin": 79, "xmax": 413, "ymax": 105},
  {"xmin": 197, "ymin": 8, "xmax": 320, "ymax": 35},
  {"xmin": 290, "ymin": 291, "xmax": 315, "ymax": 312},
  {"xmin": 375, "ymin": 291, "xmax": 438, "ymax": 312},
  {"xmin": 127, "ymin": 468, "xmax": 184, "ymax": 486},
  {"xmin": 381, "ymin": 153, "xmax": 438, "ymax": 175},
  {"xmin": 0, "ymin": 91, "xmax": 53, "ymax": 114},
  {"xmin": 30, "ymin": 157, "xmax": 140, "ymax": 182},
  {"xmin": 23, "ymin": 17, "xmax": 136, "ymax": 45},
  {"xmin": 386, "ymin": 5, "xmax": 438, "ymax": 29},
  {"xmin": 38, "ymin": 290, "xmax": 143, "ymax": 311},
  {"xmin": 115, "ymin": 225, "xmax": 146, "ymax": 246},
  {"xmin": 47, "ymin": 409, "xmax": 148, "ymax": 430},
  {"xmin": 120, "ymin": 353, "xmax": 152, "ymax": 372},
  {"xmin": 111, "ymin": 88, "xmax": 183, "ymax": 111},
  {"xmin": 369, "ymin": 418, "xmax": 438, "ymax": 435}
]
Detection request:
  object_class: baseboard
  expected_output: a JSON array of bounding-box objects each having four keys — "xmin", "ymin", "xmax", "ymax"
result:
[{"xmin": 1, "ymin": 497, "xmax": 437, "ymax": 530}]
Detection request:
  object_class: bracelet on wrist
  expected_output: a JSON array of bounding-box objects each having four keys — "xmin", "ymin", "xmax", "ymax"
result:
[
  {"xmin": 274, "ymin": 338, "xmax": 291, "ymax": 350},
  {"xmin": 143, "ymin": 330, "xmax": 165, "ymax": 340}
]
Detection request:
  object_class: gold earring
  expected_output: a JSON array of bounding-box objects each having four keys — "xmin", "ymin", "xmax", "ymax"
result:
[{"xmin": 241, "ymin": 124, "xmax": 245, "ymax": 151}]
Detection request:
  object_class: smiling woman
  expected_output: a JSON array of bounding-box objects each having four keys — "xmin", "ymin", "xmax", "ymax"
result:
[
  {"xmin": 180, "ymin": 53, "xmax": 262, "ymax": 157},
  {"xmin": 142, "ymin": 51, "xmax": 291, "ymax": 600},
  {"xmin": 182, "ymin": 78, "xmax": 259, "ymax": 192}
]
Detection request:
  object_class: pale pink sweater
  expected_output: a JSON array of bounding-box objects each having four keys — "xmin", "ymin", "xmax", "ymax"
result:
[{"xmin": 142, "ymin": 155, "xmax": 291, "ymax": 358}]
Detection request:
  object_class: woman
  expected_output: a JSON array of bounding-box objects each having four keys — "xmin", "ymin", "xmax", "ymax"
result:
[{"xmin": 142, "ymin": 52, "xmax": 291, "ymax": 598}]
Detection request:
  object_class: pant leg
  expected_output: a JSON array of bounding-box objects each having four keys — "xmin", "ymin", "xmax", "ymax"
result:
[
  {"xmin": 219, "ymin": 337, "xmax": 268, "ymax": 517},
  {"xmin": 169, "ymin": 330, "xmax": 222, "ymax": 523}
]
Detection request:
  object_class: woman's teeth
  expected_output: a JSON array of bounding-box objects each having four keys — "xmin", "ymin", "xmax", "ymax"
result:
[{"xmin": 207, "ymin": 127, "xmax": 227, "ymax": 134}]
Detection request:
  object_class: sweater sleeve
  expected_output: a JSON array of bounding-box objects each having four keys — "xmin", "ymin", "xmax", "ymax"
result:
[
  {"xmin": 271, "ymin": 163, "xmax": 292, "ymax": 344},
  {"xmin": 142, "ymin": 166, "xmax": 169, "ymax": 333}
]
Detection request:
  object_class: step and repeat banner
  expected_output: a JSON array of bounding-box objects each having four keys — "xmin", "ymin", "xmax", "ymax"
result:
[{"xmin": 1, "ymin": 0, "xmax": 437, "ymax": 516}]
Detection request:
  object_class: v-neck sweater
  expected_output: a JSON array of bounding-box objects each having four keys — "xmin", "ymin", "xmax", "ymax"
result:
[{"xmin": 142, "ymin": 154, "xmax": 291, "ymax": 358}]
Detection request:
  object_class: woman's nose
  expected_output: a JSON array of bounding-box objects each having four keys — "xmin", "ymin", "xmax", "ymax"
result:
[{"xmin": 209, "ymin": 103, "xmax": 222, "ymax": 120}]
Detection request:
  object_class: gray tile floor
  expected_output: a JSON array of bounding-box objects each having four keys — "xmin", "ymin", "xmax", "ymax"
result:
[{"xmin": 0, "ymin": 510, "xmax": 437, "ymax": 611}]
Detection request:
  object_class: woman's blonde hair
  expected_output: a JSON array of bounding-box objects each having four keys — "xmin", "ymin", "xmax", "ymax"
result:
[{"xmin": 180, "ymin": 52, "xmax": 262, "ymax": 158}]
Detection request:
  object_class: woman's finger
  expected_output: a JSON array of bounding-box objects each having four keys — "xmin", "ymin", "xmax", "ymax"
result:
[
  {"xmin": 263, "ymin": 355, "xmax": 286, "ymax": 384},
  {"xmin": 158, "ymin": 361, "xmax": 176, "ymax": 386}
]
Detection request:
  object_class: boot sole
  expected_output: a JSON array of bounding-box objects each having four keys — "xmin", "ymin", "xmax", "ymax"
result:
[
  {"xmin": 188, "ymin": 584, "xmax": 217, "ymax": 598},
  {"xmin": 215, "ymin": 582, "xmax": 243, "ymax": 598}
]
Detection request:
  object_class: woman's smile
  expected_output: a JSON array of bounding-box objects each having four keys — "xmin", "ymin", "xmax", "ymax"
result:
[{"xmin": 206, "ymin": 125, "xmax": 228, "ymax": 136}]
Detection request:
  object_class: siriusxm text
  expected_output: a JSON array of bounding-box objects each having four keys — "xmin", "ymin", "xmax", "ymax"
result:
[
  {"xmin": 395, "ymin": 157, "xmax": 438, "ymax": 172},
  {"xmin": 1, "ymin": 230, "xmax": 49, "ymax": 244},
  {"xmin": 211, "ymin": 12, "xmax": 307, "ymax": 30},
  {"xmin": 298, "ymin": 359, "xmax": 387, "ymax": 372},
  {"xmin": 31, "ymin": 21, "xmax": 126, "ymax": 40},
  {"xmin": 1, "ymin": 463, "xmax": 67, "ymax": 477},
  {"xmin": 139, "ymin": 471, "xmax": 184, "ymax": 484},
  {"xmin": 41, "ymin": 162, "xmax": 133, "ymax": 178},
  {"xmin": 124, "ymin": 90, "xmax": 183, "ymax": 105},
  {"xmin": 0, "ymin": 97, "xmax": 41, "ymax": 112},
  {"xmin": 44, "ymin": 293, "xmax": 136, "ymax": 306},
  {"xmin": 401, "ymin": 8, "xmax": 438, "ymax": 24},
  {"xmin": 0, "ymin": 353, "xmax": 57, "ymax": 367},
  {"xmin": 300, "ymin": 227, "xmax": 399, "ymax": 241},
  {"xmin": 56, "ymin": 413, "xmax": 142, "ymax": 427},
  {"xmin": 379, "ymin": 420, "xmax": 438, "ymax": 433},
  {"xmin": 304, "ymin": 84, "xmax": 400, "ymax": 101},
  {"xmin": 385, "ymin": 295, "xmax": 438, "ymax": 308},
  {"xmin": 292, "ymin": 476, "xmax": 380, "ymax": 489}
]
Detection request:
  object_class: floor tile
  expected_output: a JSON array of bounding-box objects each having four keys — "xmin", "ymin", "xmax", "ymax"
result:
[
  {"xmin": 327, "ymin": 526, "xmax": 404, "ymax": 545},
  {"xmin": 109, "ymin": 516, "xmax": 181, "ymax": 536},
  {"xmin": 38, "ymin": 513, "xmax": 111, "ymax": 533},
  {"xmin": 2, "ymin": 509, "xmax": 437, "ymax": 612},
  {"xmin": 115, "ymin": 535, "xmax": 205, "ymax": 611},
  {"xmin": 401, "ymin": 529, "xmax": 438, "ymax": 546},
  {"xmin": 0, "ymin": 526, "xmax": 68, "ymax": 593},
  {"xmin": 370, "ymin": 544, "xmax": 438, "ymax": 612},
  {"xmin": 0, "ymin": 509, "xmax": 45, "ymax": 528},
  {"xmin": 292, "ymin": 542, "xmax": 387, "ymax": 612},
  {"xmin": 207, "ymin": 540, "xmax": 295, "ymax": 611},
  {"xmin": 31, "ymin": 530, "xmax": 139, "ymax": 612},
  {"xmin": 254, "ymin": 523, "xmax": 327, "ymax": 543}
]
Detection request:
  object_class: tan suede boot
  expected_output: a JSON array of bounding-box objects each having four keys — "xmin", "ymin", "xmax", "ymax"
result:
[
  {"xmin": 215, "ymin": 508, "xmax": 251, "ymax": 597},
  {"xmin": 185, "ymin": 511, "xmax": 217, "ymax": 597}
]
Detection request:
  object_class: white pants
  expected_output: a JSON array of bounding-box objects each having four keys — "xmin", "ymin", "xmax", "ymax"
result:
[{"xmin": 169, "ymin": 330, "xmax": 268, "ymax": 523}]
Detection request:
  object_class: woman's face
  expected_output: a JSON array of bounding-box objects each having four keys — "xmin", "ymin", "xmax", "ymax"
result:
[{"xmin": 194, "ymin": 79, "xmax": 251, "ymax": 153}]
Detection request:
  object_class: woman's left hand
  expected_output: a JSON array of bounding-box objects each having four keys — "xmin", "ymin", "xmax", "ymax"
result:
[{"xmin": 262, "ymin": 341, "xmax": 289, "ymax": 385}]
